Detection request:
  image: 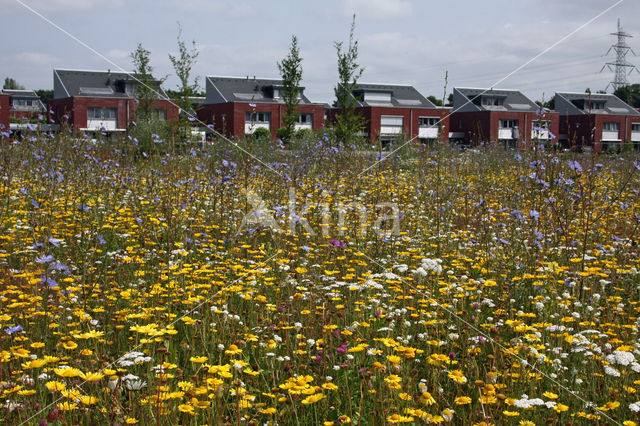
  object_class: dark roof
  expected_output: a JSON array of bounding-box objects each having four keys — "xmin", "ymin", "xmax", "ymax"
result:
[
  {"xmin": 1, "ymin": 89, "xmax": 40, "ymax": 99},
  {"xmin": 54, "ymin": 69, "xmax": 169, "ymax": 100},
  {"xmin": 205, "ymin": 76, "xmax": 317, "ymax": 104},
  {"xmin": 554, "ymin": 92, "xmax": 640, "ymax": 116},
  {"xmin": 350, "ymin": 83, "xmax": 437, "ymax": 108},
  {"xmin": 454, "ymin": 88, "xmax": 539, "ymax": 112}
]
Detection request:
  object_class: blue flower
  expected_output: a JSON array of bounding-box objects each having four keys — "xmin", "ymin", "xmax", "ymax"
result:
[
  {"xmin": 4, "ymin": 325, "xmax": 22, "ymax": 335},
  {"xmin": 35, "ymin": 254, "xmax": 54, "ymax": 264},
  {"xmin": 568, "ymin": 160, "xmax": 582, "ymax": 172}
]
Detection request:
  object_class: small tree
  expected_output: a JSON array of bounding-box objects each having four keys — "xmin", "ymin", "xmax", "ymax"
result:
[
  {"xmin": 130, "ymin": 43, "xmax": 157, "ymax": 119},
  {"xmin": 168, "ymin": 23, "xmax": 200, "ymax": 122},
  {"xmin": 277, "ymin": 35, "xmax": 303, "ymax": 143},
  {"xmin": 3, "ymin": 77, "xmax": 24, "ymax": 90},
  {"xmin": 333, "ymin": 15, "xmax": 364, "ymax": 145}
]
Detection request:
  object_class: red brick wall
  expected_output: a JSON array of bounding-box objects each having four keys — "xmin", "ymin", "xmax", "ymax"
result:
[
  {"xmin": 0, "ymin": 95, "xmax": 9, "ymax": 131},
  {"xmin": 450, "ymin": 110, "xmax": 559, "ymax": 148},
  {"xmin": 562, "ymin": 114, "xmax": 639, "ymax": 151},
  {"xmin": 48, "ymin": 97, "xmax": 178, "ymax": 130},
  {"xmin": 198, "ymin": 102, "xmax": 325, "ymax": 139},
  {"xmin": 359, "ymin": 106, "xmax": 450, "ymax": 142}
]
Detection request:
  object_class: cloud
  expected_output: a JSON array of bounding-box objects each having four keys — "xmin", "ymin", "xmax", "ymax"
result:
[
  {"xmin": 170, "ymin": 0, "xmax": 253, "ymax": 18},
  {"xmin": 1, "ymin": 0, "xmax": 123, "ymax": 12},
  {"xmin": 342, "ymin": 0, "xmax": 412, "ymax": 19}
]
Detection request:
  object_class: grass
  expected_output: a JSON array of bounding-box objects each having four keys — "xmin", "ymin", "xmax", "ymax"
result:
[{"xmin": 1, "ymin": 130, "xmax": 640, "ymax": 425}]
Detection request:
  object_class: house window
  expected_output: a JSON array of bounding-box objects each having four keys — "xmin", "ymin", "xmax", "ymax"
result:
[
  {"xmin": 499, "ymin": 119, "xmax": 518, "ymax": 128},
  {"xmin": 245, "ymin": 111, "xmax": 271, "ymax": 124},
  {"xmin": 151, "ymin": 109, "xmax": 167, "ymax": 121},
  {"xmin": 12, "ymin": 99, "xmax": 35, "ymax": 108},
  {"xmin": 88, "ymin": 107, "xmax": 117, "ymax": 120},
  {"xmin": 418, "ymin": 117, "xmax": 439, "ymax": 127},
  {"xmin": 482, "ymin": 97, "xmax": 504, "ymax": 106},
  {"xmin": 532, "ymin": 120, "xmax": 550, "ymax": 130},
  {"xmin": 297, "ymin": 114, "xmax": 313, "ymax": 125},
  {"xmin": 380, "ymin": 115, "xmax": 403, "ymax": 130},
  {"xmin": 632, "ymin": 123, "xmax": 640, "ymax": 131},
  {"xmin": 603, "ymin": 122, "xmax": 619, "ymax": 131}
]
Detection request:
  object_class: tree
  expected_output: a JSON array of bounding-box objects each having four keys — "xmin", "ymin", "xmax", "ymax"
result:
[
  {"xmin": 130, "ymin": 43, "xmax": 158, "ymax": 119},
  {"xmin": 35, "ymin": 90, "xmax": 53, "ymax": 104},
  {"xmin": 614, "ymin": 84, "xmax": 640, "ymax": 108},
  {"xmin": 277, "ymin": 35, "xmax": 303, "ymax": 143},
  {"xmin": 333, "ymin": 15, "xmax": 365, "ymax": 145},
  {"xmin": 168, "ymin": 23, "xmax": 200, "ymax": 122},
  {"xmin": 427, "ymin": 95, "xmax": 443, "ymax": 106},
  {"xmin": 3, "ymin": 77, "xmax": 24, "ymax": 90}
]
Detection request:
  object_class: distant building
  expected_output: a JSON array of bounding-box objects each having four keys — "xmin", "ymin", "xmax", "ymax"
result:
[
  {"xmin": 48, "ymin": 69, "xmax": 178, "ymax": 133},
  {"xmin": 554, "ymin": 92, "xmax": 640, "ymax": 151},
  {"xmin": 329, "ymin": 83, "xmax": 450, "ymax": 146},
  {"xmin": 451, "ymin": 88, "xmax": 559, "ymax": 148},
  {"xmin": 1, "ymin": 89, "xmax": 46, "ymax": 128},
  {"xmin": 197, "ymin": 76, "xmax": 325, "ymax": 139}
]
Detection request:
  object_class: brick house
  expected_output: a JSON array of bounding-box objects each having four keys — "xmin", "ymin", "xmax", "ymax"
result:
[
  {"xmin": 554, "ymin": 92, "xmax": 640, "ymax": 151},
  {"xmin": 330, "ymin": 83, "xmax": 450, "ymax": 146},
  {"xmin": 450, "ymin": 88, "xmax": 559, "ymax": 148},
  {"xmin": 197, "ymin": 76, "xmax": 325, "ymax": 140},
  {"xmin": 0, "ymin": 94, "xmax": 9, "ymax": 131},
  {"xmin": 1, "ymin": 89, "xmax": 46, "ymax": 127},
  {"xmin": 48, "ymin": 69, "xmax": 178, "ymax": 133}
]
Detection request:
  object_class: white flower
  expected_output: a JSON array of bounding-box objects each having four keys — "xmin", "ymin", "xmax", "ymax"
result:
[
  {"xmin": 629, "ymin": 401, "xmax": 640, "ymax": 412},
  {"xmin": 125, "ymin": 380, "xmax": 147, "ymax": 391},
  {"xmin": 604, "ymin": 365, "xmax": 621, "ymax": 377}
]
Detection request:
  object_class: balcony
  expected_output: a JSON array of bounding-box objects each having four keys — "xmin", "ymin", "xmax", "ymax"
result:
[
  {"xmin": 531, "ymin": 129, "xmax": 549, "ymax": 140},
  {"xmin": 631, "ymin": 131, "xmax": 640, "ymax": 142},
  {"xmin": 418, "ymin": 127, "xmax": 439, "ymax": 139},
  {"xmin": 245, "ymin": 122, "xmax": 270, "ymax": 134},
  {"xmin": 498, "ymin": 128, "xmax": 515, "ymax": 139},
  {"xmin": 601, "ymin": 130, "xmax": 620, "ymax": 141},
  {"xmin": 86, "ymin": 119, "xmax": 117, "ymax": 131},
  {"xmin": 294, "ymin": 123, "xmax": 312, "ymax": 131}
]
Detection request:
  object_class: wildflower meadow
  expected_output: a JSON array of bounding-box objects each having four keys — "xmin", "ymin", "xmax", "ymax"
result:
[{"xmin": 2, "ymin": 131, "xmax": 640, "ymax": 426}]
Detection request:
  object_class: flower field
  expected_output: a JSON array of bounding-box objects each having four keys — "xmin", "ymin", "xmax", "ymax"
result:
[{"xmin": 1, "ymin": 135, "xmax": 640, "ymax": 425}]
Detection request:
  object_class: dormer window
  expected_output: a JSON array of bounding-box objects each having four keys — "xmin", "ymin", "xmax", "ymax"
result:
[
  {"xmin": 481, "ymin": 96, "xmax": 504, "ymax": 107},
  {"xmin": 363, "ymin": 91, "xmax": 391, "ymax": 103}
]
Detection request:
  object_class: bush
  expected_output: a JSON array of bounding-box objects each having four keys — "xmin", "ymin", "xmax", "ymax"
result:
[
  {"xmin": 276, "ymin": 127, "xmax": 292, "ymax": 143},
  {"xmin": 295, "ymin": 128, "xmax": 314, "ymax": 142},
  {"xmin": 251, "ymin": 127, "xmax": 272, "ymax": 141}
]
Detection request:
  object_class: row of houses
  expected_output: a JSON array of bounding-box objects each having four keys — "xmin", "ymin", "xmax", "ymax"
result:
[{"xmin": 1, "ymin": 68, "xmax": 639, "ymax": 151}]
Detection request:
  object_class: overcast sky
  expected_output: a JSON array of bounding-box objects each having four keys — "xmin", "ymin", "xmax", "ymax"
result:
[{"xmin": 1, "ymin": 0, "xmax": 639, "ymax": 104}]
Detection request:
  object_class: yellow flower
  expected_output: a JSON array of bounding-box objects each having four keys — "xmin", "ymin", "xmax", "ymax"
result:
[
  {"xmin": 542, "ymin": 391, "xmax": 558, "ymax": 399},
  {"xmin": 387, "ymin": 355, "xmax": 402, "ymax": 365},
  {"xmin": 45, "ymin": 381, "xmax": 67, "ymax": 392},
  {"xmin": 125, "ymin": 418, "xmax": 139, "ymax": 424},
  {"xmin": 190, "ymin": 356, "xmax": 208, "ymax": 363},
  {"xmin": 455, "ymin": 396, "xmax": 472, "ymax": 405},
  {"xmin": 322, "ymin": 382, "xmax": 339, "ymax": 391},
  {"xmin": 81, "ymin": 372, "xmax": 104, "ymax": 382},
  {"xmin": 597, "ymin": 401, "xmax": 620, "ymax": 411},
  {"xmin": 178, "ymin": 403, "xmax": 195, "ymax": 415},
  {"xmin": 419, "ymin": 391, "xmax": 436, "ymax": 406},
  {"xmin": 301, "ymin": 393, "xmax": 326, "ymax": 405},
  {"xmin": 62, "ymin": 341, "xmax": 78, "ymax": 350},
  {"xmin": 553, "ymin": 404, "xmax": 569, "ymax": 413},
  {"xmin": 387, "ymin": 414, "xmax": 414, "ymax": 423},
  {"xmin": 225, "ymin": 344, "xmax": 243, "ymax": 355},
  {"xmin": 57, "ymin": 401, "xmax": 77, "ymax": 411},
  {"xmin": 54, "ymin": 367, "xmax": 82, "ymax": 378},
  {"xmin": 80, "ymin": 396, "xmax": 98, "ymax": 405},
  {"xmin": 448, "ymin": 370, "xmax": 468, "ymax": 384},
  {"xmin": 260, "ymin": 407, "xmax": 277, "ymax": 414},
  {"xmin": 503, "ymin": 410, "xmax": 520, "ymax": 417}
]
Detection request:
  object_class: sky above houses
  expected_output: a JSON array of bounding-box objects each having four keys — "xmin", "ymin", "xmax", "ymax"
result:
[{"xmin": 1, "ymin": 0, "xmax": 639, "ymax": 104}]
